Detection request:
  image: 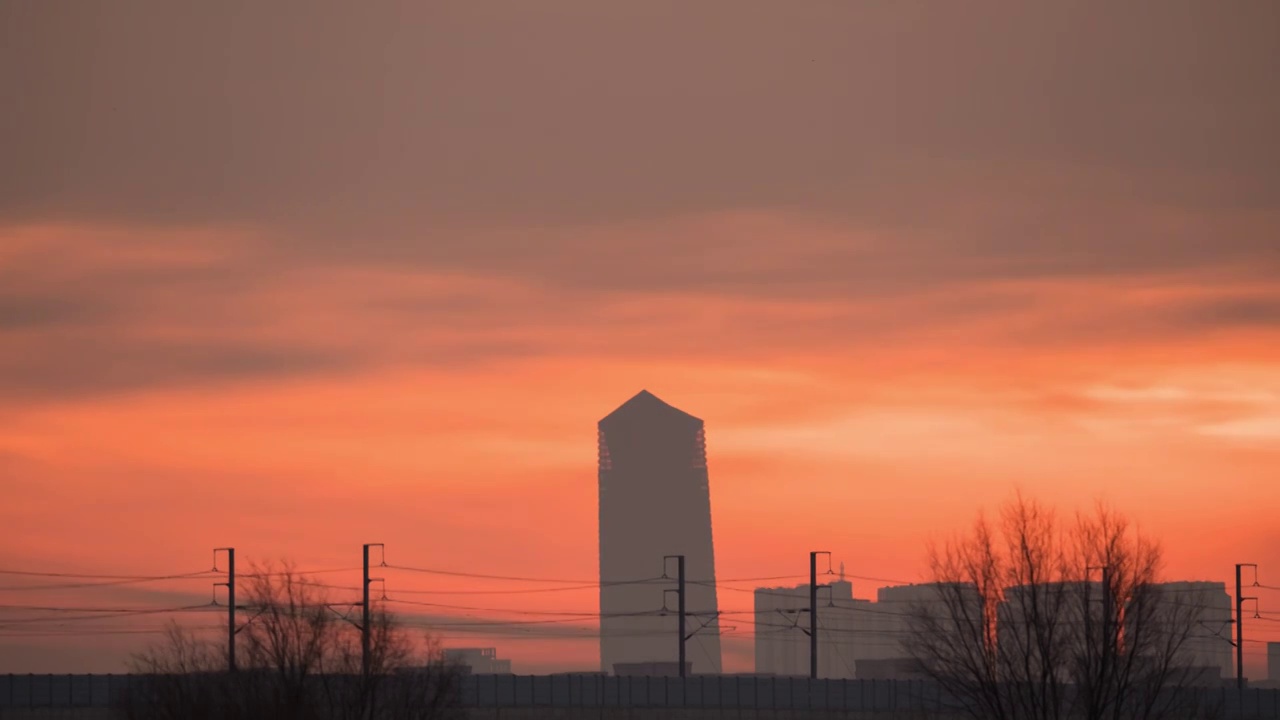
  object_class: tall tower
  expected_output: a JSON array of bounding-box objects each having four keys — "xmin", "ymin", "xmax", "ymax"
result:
[{"xmin": 598, "ymin": 390, "xmax": 722, "ymax": 675}]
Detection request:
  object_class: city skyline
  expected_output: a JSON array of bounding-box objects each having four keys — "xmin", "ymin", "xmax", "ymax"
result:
[
  {"xmin": 0, "ymin": 538, "xmax": 1261, "ymax": 680},
  {"xmin": 2, "ymin": 0, "xmax": 1279, "ymax": 684}
]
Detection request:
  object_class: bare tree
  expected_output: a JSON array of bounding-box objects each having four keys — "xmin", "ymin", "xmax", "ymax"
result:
[
  {"xmin": 119, "ymin": 624, "xmax": 230, "ymax": 720},
  {"xmin": 905, "ymin": 493, "xmax": 1219, "ymax": 720},
  {"xmin": 117, "ymin": 562, "xmax": 463, "ymax": 720}
]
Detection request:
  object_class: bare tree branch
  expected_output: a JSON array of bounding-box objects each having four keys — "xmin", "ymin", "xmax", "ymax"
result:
[
  {"xmin": 906, "ymin": 494, "xmax": 1216, "ymax": 720},
  {"xmin": 116, "ymin": 560, "xmax": 463, "ymax": 720}
]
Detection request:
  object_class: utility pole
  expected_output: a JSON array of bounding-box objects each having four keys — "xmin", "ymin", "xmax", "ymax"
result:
[
  {"xmin": 664, "ymin": 555, "xmax": 687, "ymax": 678},
  {"xmin": 810, "ymin": 551, "xmax": 830, "ymax": 680},
  {"xmin": 214, "ymin": 548, "xmax": 236, "ymax": 673},
  {"xmin": 1236, "ymin": 563, "xmax": 1257, "ymax": 691},
  {"xmin": 362, "ymin": 543, "xmax": 384, "ymax": 679},
  {"xmin": 678, "ymin": 555, "xmax": 686, "ymax": 679}
]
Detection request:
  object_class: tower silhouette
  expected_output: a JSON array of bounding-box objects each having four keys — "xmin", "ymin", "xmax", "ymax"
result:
[{"xmin": 598, "ymin": 390, "xmax": 722, "ymax": 674}]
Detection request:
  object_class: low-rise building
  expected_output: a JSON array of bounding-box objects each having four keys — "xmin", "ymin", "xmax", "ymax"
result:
[
  {"xmin": 753, "ymin": 568, "xmax": 973, "ymax": 680},
  {"xmin": 754, "ymin": 572, "xmax": 864, "ymax": 678},
  {"xmin": 1146, "ymin": 581, "xmax": 1233, "ymax": 682},
  {"xmin": 444, "ymin": 647, "xmax": 513, "ymax": 674}
]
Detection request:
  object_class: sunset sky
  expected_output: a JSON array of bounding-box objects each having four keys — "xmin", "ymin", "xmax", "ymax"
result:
[{"xmin": 2, "ymin": 1, "xmax": 1279, "ymax": 676}]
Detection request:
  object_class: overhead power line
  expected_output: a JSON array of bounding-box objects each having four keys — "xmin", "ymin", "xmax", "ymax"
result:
[
  {"xmin": 238, "ymin": 567, "xmax": 363, "ymax": 578},
  {"xmin": 0, "ymin": 569, "xmax": 219, "ymax": 592},
  {"xmin": 0, "ymin": 603, "xmax": 217, "ymax": 614},
  {"xmin": 0, "ymin": 604, "xmax": 221, "ymax": 628},
  {"xmin": 382, "ymin": 597, "xmax": 652, "ymax": 618},
  {"xmin": 0, "ymin": 569, "xmax": 215, "ymax": 581},
  {"xmin": 386, "ymin": 564, "xmax": 841, "ymax": 587}
]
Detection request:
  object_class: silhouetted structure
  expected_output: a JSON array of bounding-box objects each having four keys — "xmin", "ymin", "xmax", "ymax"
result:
[
  {"xmin": 1146, "ymin": 581, "xmax": 1232, "ymax": 681},
  {"xmin": 751, "ymin": 580, "xmax": 978, "ymax": 680},
  {"xmin": 754, "ymin": 574, "xmax": 863, "ymax": 678},
  {"xmin": 443, "ymin": 648, "xmax": 512, "ymax": 675},
  {"xmin": 598, "ymin": 390, "xmax": 722, "ymax": 674}
]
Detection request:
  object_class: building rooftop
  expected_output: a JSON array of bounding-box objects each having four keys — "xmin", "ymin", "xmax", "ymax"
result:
[{"xmin": 599, "ymin": 389, "xmax": 702, "ymax": 428}]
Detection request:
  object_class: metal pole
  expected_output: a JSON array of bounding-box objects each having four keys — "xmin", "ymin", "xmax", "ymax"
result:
[
  {"xmin": 1237, "ymin": 564, "xmax": 1244, "ymax": 691},
  {"xmin": 363, "ymin": 544, "xmax": 371, "ymax": 679},
  {"xmin": 810, "ymin": 552, "xmax": 818, "ymax": 680},
  {"xmin": 1233, "ymin": 563, "xmax": 1259, "ymax": 692},
  {"xmin": 678, "ymin": 555, "xmax": 686, "ymax": 678},
  {"xmin": 214, "ymin": 547, "xmax": 236, "ymax": 673},
  {"xmin": 227, "ymin": 548, "xmax": 236, "ymax": 673}
]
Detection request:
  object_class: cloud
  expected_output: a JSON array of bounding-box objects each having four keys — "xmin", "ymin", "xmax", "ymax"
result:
[
  {"xmin": 1, "ymin": 0, "xmax": 1277, "ymax": 292},
  {"xmin": 3, "ymin": 216, "xmax": 1279, "ymax": 405},
  {"xmin": 0, "ymin": 293, "xmax": 104, "ymax": 331},
  {"xmin": 1172, "ymin": 296, "xmax": 1280, "ymax": 331},
  {"xmin": 1198, "ymin": 416, "xmax": 1280, "ymax": 441},
  {"xmin": 0, "ymin": 337, "xmax": 354, "ymax": 401},
  {"xmin": 3, "ymin": 0, "xmax": 1279, "ymax": 406}
]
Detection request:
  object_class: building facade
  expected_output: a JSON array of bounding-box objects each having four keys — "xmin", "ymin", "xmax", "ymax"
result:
[
  {"xmin": 856, "ymin": 582, "xmax": 981, "ymax": 680},
  {"xmin": 1146, "ymin": 581, "xmax": 1233, "ymax": 682},
  {"xmin": 995, "ymin": 580, "xmax": 1233, "ymax": 685},
  {"xmin": 598, "ymin": 390, "xmax": 722, "ymax": 674},
  {"xmin": 753, "ymin": 577, "xmax": 863, "ymax": 678},
  {"xmin": 754, "ymin": 579, "xmax": 978, "ymax": 679}
]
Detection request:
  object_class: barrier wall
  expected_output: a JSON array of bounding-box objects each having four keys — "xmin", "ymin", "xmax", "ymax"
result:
[{"xmin": 1, "ymin": 673, "xmax": 1278, "ymax": 718}]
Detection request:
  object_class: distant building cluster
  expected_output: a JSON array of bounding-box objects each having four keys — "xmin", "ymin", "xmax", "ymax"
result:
[
  {"xmin": 588, "ymin": 391, "xmax": 1240, "ymax": 685},
  {"xmin": 444, "ymin": 648, "xmax": 512, "ymax": 675},
  {"xmin": 751, "ymin": 576, "xmax": 1235, "ymax": 683},
  {"xmin": 754, "ymin": 576, "xmax": 958, "ymax": 680}
]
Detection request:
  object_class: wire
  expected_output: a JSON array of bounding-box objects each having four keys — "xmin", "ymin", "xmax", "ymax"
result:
[
  {"xmin": 295, "ymin": 580, "xmax": 363, "ymax": 592},
  {"xmin": 387, "ymin": 565, "xmax": 593, "ymax": 584},
  {"xmin": 0, "ymin": 603, "xmax": 217, "ymax": 614},
  {"xmin": 239, "ymin": 567, "xmax": 364, "ymax": 578},
  {"xmin": 715, "ymin": 574, "xmax": 812, "ymax": 584},
  {"xmin": 386, "ymin": 565, "xmax": 827, "ymax": 587},
  {"xmin": 386, "ymin": 564, "xmax": 671, "ymax": 586},
  {"xmin": 0, "ymin": 569, "xmax": 215, "ymax": 581},
  {"xmin": 383, "ymin": 597, "xmax": 649, "ymax": 618},
  {"xmin": 0, "ymin": 604, "xmax": 221, "ymax": 628},
  {"xmin": 387, "ymin": 580, "xmax": 667, "ymax": 596},
  {"xmin": 0, "ymin": 570, "xmax": 219, "ymax": 591},
  {"xmin": 0, "ymin": 627, "xmax": 223, "ymax": 638}
]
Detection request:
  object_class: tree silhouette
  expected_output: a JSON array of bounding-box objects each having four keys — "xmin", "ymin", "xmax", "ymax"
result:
[
  {"xmin": 905, "ymin": 494, "xmax": 1220, "ymax": 720},
  {"xmin": 117, "ymin": 561, "xmax": 462, "ymax": 720}
]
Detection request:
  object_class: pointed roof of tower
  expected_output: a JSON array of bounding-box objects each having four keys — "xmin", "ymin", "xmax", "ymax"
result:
[{"xmin": 599, "ymin": 389, "xmax": 702, "ymax": 427}]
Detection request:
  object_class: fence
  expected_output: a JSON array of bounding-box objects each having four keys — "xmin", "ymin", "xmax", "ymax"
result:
[
  {"xmin": 2, "ymin": 673, "xmax": 1279, "ymax": 717},
  {"xmin": 461, "ymin": 674, "xmax": 942, "ymax": 712}
]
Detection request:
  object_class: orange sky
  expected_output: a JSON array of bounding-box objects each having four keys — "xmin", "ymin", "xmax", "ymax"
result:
[
  {"xmin": 2, "ymin": 0, "xmax": 1280, "ymax": 677},
  {"xmin": 2, "ymin": 218, "xmax": 1278, "ymax": 674}
]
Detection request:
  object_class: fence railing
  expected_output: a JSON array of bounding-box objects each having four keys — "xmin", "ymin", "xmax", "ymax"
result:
[{"xmin": 2, "ymin": 673, "xmax": 1278, "ymax": 717}]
